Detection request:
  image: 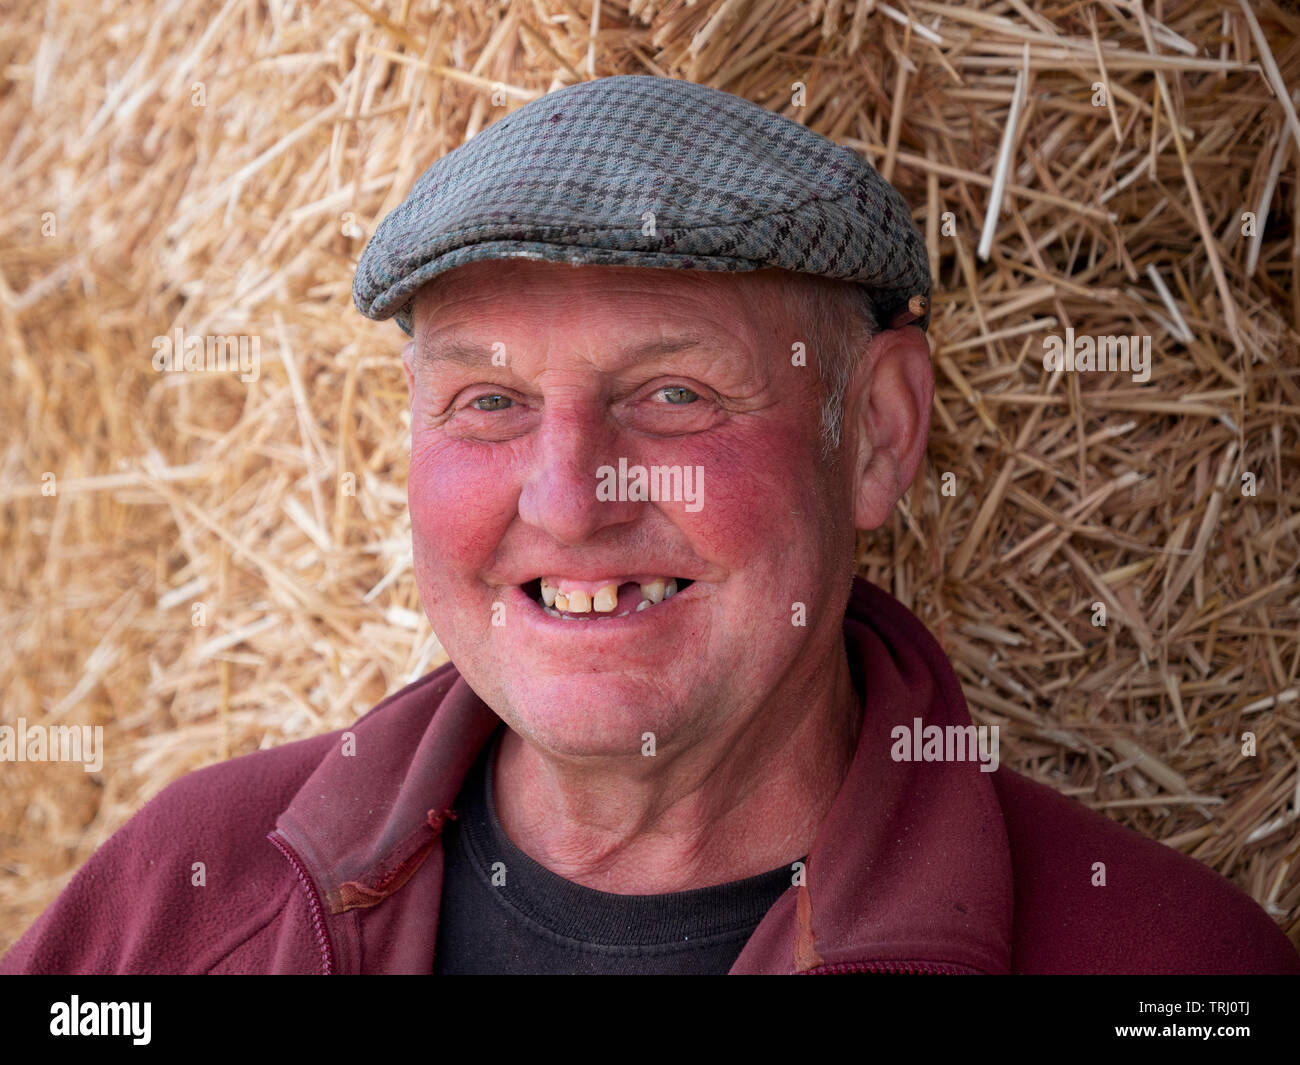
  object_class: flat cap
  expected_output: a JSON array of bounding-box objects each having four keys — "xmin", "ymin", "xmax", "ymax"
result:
[{"xmin": 353, "ymin": 75, "xmax": 931, "ymax": 336}]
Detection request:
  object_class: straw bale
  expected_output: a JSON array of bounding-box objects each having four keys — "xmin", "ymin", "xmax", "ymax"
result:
[{"xmin": 1, "ymin": 0, "xmax": 1298, "ymax": 955}]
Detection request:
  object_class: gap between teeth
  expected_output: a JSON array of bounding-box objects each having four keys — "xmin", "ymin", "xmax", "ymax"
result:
[{"xmin": 539, "ymin": 578, "xmax": 677, "ymax": 616}]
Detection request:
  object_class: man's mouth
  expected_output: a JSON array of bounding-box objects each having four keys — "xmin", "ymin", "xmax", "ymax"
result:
[{"xmin": 521, "ymin": 577, "xmax": 696, "ymax": 620}]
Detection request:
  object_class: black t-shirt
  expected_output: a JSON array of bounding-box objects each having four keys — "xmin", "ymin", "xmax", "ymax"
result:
[{"xmin": 434, "ymin": 728, "xmax": 801, "ymax": 974}]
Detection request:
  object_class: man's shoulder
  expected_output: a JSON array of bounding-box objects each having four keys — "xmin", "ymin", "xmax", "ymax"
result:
[
  {"xmin": 0, "ymin": 734, "xmax": 332, "ymax": 974},
  {"xmin": 140, "ymin": 661, "xmax": 460, "ymax": 824},
  {"xmin": 991, "ymin": 767, "xmax": 1300, "ymax": 974},
  {"xmin": 133, "ymin": 723, "xmax": 338, "ymax": 840},
  {"xmin": 63, "ymin": 661, "xmax": 461, "ymax": 875},
  {"xmin": 0, "ymin": 663, "xmax": 460, "ymax": 974}
]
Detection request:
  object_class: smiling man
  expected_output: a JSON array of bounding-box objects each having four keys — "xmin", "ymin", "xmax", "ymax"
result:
[
  {"xmin": 4, "ymin": 75, "xmax": 1297, "ymax": 976},
  {"xmin": 403, "ymin": 259, "xmax": 889, "ymax": 907}
]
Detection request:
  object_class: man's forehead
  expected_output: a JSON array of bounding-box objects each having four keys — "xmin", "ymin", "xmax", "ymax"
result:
[
  {"xmin": 410, "ymin": 262, "xmax": 797, "ymax": 371},
  {"xmin": 414, "ymin": 329, "xmax": 734, "ymax": 372},
  {"xmin": 414, "ymin": 259, "xmax": 787, "ymax": 317}
]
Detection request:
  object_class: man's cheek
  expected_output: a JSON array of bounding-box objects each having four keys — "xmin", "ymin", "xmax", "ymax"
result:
[
  {"xmin": 674, "ymin": 432, "xmax": 821, "ymax": 564},
  {"xmin": 408, "ymin": 441, "xmax": 514, "ymax": 574},
  {"xmin": 406, "ymin": 451, "xmax": 455, "ymax": 555}
]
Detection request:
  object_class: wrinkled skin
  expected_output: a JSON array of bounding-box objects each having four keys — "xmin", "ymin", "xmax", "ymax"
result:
[{"xmin": 404, "ymin": 259, "xmax": 932, "ymax": 893}]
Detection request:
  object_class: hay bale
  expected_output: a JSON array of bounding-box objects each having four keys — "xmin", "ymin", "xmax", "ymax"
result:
[{"xmin": 1, "ymin": 0, "xmax": 1297, "ymax": 954}]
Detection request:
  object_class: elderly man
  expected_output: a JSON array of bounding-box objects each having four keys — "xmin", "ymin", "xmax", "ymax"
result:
[{"xmin": 4, "ymin": 76, "xmax": 1297, "ymax": 975}]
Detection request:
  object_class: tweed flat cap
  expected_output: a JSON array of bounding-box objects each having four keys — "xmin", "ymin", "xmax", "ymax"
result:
[{"xmin": 353, "ymin": 75, "xmax": 931, "ymax": 336}]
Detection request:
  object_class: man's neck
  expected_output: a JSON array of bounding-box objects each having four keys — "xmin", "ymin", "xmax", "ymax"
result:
[{"xmin": 491, "ymin": 646, "xmax": 863, "ymax": 894}]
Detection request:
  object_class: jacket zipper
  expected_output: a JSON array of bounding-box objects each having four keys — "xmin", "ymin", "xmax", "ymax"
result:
[
  {"xmin": 801, "ymin": 960, "xmax": 971, "ymax": 974},
  {"xmin": 270, "ymin": 832, "xmax": 336, "ymax": 975},
  {"xmin": 268, "ymin": 824, "xmax": 971, "ymax": 977}
]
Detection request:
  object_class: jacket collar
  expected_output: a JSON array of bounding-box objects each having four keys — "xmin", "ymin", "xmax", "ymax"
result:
[
  {"xmin": 732, "ymin": 578, "xmax": 1013, "ymax": 973},
  {"xmin": 272, "ymin": 577, "xmax": 1012, "ymax": 974}
]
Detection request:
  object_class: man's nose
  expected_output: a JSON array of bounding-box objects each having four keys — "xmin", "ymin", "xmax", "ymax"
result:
[{"xmin": 517, "ymin": 409, "xmax": 639, "ymax": 545}]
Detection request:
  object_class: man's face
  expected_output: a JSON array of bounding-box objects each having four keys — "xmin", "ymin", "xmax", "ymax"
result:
[{"xmin": 405, "ymin": 259, "xmax": 865, "ymax": 758}]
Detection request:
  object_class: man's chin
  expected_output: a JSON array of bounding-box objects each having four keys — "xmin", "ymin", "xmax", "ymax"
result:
[{"xmin": 482, "ymin": 678, "xmax": 695, "ymax": 759}]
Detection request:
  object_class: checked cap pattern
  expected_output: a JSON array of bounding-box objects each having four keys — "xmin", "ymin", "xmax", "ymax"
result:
[{"xmin": 353, "ymin": 75, "xmax": 931, "ymax": 337}]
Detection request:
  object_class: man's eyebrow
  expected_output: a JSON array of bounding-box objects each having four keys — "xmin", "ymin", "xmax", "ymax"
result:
[
  {"xmin": 414, "ymin": 337, "xmax": 496, "ymax": 370},
  {"xmin": 413, "ymin": 331, "xmax": 730, "ymax": 370}
]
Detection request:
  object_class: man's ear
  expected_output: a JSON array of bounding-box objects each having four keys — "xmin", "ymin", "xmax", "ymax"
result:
[
  {"xmin": 846, "ymin": 325, "xmax": 934, "ymax": 531},
  {"xmin": 402, "ymin": 340, "xmax": 416, "ymax": 394}
]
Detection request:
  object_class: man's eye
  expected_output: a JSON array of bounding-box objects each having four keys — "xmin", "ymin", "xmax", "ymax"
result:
[
  {"xmin": 658, "ymin": 386, "xmax": 699, "ymax": 405},
  {"xmin": 471, "ymin": 394, "xmax": 513, "ymax": 411}
]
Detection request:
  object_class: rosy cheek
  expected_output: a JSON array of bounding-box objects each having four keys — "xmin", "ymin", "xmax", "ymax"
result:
[
  {"xmin": 657, "ymin": 422, "xmax": 822, "ymax": 568},
  {"xmin": 408, "ymin": 435, "xmax": 517, "ymax": 576}
]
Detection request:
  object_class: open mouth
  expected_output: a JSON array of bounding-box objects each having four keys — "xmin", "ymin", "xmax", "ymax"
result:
[{"xmin": 522, "ymin": 577, "xmax": 696, "ymax": 620}]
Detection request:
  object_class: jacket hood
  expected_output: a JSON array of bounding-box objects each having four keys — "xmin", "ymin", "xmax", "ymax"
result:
[{"xmin": 271, "ymin": 576, "xmax": 1013, "ymax": 974}]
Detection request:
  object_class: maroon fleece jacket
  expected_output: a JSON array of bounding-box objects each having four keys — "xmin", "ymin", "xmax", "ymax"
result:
[{"xmin": 4, "ymin": 578, "xmax": 1296, "ymax": 974}]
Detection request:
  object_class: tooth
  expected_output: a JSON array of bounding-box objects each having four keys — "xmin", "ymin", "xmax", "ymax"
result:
[
  {"xmin": 540, "ymin": 579, "xmax": 557, "ymax": 607},
  {"xmin": 593, "ymin": 584, "xmax": 618, "ymax": 613},
  {"xmin": 567, "ymin": 590, "xmax": 591, "ymax": 613},
  {"xmin": 664, "ymin": 579, "xmax": 678, "ymax": 599},
  {"xmin": 641, "ymin": 579, "xmax": 666, "ymax": 604},
  {"xmin": 544, "ymin": 606, "xmax": 560, "ymax": 618},
  {"xmin": 554, "ymin": 593, "xmax": 569, "ymax": 611},
  {"xmin": 636, "ymin": 599, "xmax": 651, "ymax": 612}
]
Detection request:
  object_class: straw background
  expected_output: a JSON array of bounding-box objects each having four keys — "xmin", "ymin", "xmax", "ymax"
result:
[{"xmin": 2, "ymin": 0, "xmax": 1298, "ymax": 958}]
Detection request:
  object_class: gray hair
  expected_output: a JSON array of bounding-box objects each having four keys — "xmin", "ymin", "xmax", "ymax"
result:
[{"xmin": 791, "ymin": 278, "xmax": 879, "ymax": 454}]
